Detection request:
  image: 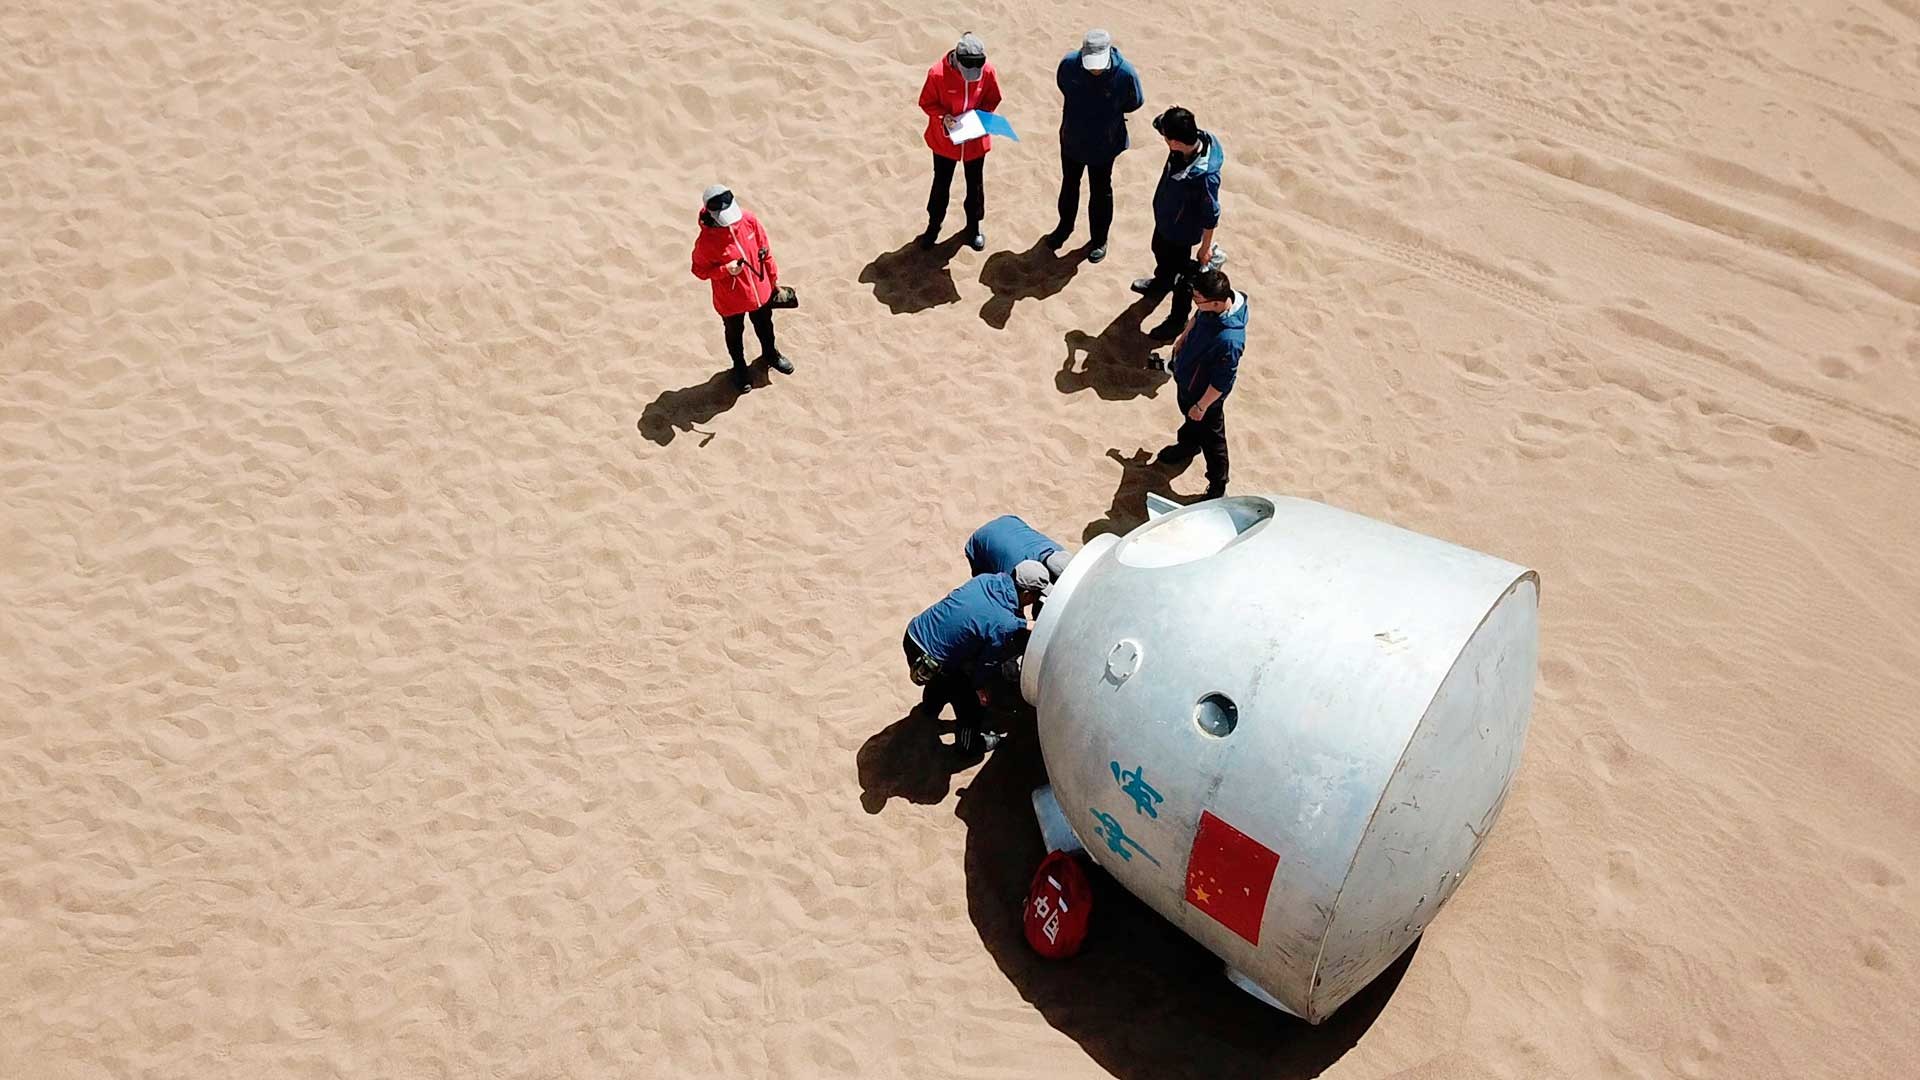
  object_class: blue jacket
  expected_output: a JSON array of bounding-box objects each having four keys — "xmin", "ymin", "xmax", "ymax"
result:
[
  {"xmin": 1151, "ymin": 131, "xmax": 1224, "ymax": 246},
  {"xmin": 907, "ymin": 573, "xmax": 1028, "ymax": 685},
  {"xmin": 1171, "ymin": 292, "xmax": 1248, "ymax": 410},
  {"xmin": 964, "ymin": 515, "xmax": 1064, "ymax": 576},
  {"xmin": 1056, "ymin": 48, "xmax": 1145, "ymax": 164}
]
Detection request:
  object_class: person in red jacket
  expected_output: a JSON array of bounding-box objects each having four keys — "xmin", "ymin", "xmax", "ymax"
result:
[
  {"xmin": 917, "ymin": 32, "xmax": 1002, "ymax": 251},
  {"xmin": 690, "ymin": 184, "xmax": 796, "ymax": 394}
]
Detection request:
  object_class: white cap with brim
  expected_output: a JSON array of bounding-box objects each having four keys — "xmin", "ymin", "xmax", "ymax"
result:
[
  {"xmin": 702, "ymin": 184, "xmax": 743, "ymax": 227},
  {"xmin": 1080, "ymin": 29, "xmax": 1113, "ymax": 71}
]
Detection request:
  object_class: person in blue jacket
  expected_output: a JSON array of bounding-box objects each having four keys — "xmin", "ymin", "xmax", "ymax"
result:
[
  {"xmin": 964, "ymin": 515, "xmax": 1072, "ymax": 581},
  {"xmin": 1156, "ymin": 269, "xmax": 1248, "ymax": 499},
  {"xmin": 1132, "ymin": 106, "xmax": 1225, "ymax": 342},
  {"xmin": 903, "ymin": 561, "xmax": 1051, "ymax": 753},
  {"xmin": 1045, "ymin": 29, "xmax": 1145, "ymax": 264}
]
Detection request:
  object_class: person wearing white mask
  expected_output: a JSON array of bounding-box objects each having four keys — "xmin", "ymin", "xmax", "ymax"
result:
[{"xmin": 690, "ymin": 185, "xmax": 796, "ymax": 394}]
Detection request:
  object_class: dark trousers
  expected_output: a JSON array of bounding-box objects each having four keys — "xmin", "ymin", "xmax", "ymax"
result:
[
  {"xmin": 1149, "ymin": 228, "xmax": 1199, "ymax": 325},
  {"xmin": 1175, "ymin": 400, "xmax": 1230, "ymax": 489},
  {"xmin": 721, "ymin": 301, "xmax": 777, "ymax": 372},
  {"xmin": 928, "ymin": 153, "xmax": 986, "ymax": 232},
  {"xmin": 903, "ymin": 632, "xmax": 988, "ymax": 730},
  {"xmin": 1056, "ymin": 151, "xmax": 1115, "ymax": 245}
]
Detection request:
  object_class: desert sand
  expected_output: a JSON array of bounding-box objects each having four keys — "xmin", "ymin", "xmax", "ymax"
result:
[{"xmin": 4, "ymin": 0, "xmax": 1918, "ymax": 1076}]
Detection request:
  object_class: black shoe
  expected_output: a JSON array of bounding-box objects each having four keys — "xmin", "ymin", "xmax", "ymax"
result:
[
  {"xmin": 1148, "ymin": 318, "xmax": 1184, "ymax": 342},
  {"xmin": 762, "ymin": 353, "xmax": 795, "ymax": 375},
  {"xmin": 1155, "ymin": 443, "xmax": 1195, "ymax": 466},
  {"xmin": 1087, "ymin": 244, "xmax": 1107, "ymax": 263},
  {"xmin": 967, "ymin": 226, "xmax": 986, "ymax": 251},
  {"xmin": 732, "ymin": 369, "xmax": 753, "ymax": 394},
  {"xmin": 917, "ymin": 227, "xmax": 939, "ymax": 251},
  {"xmin": 1130, "ymin": 276, "xmax": 1160, "ymax": 296},
  {"xmin": 978, "ymin": 730, "xmax": 1005, "ymax": 752},
  {"xmin": 1043, "ymin": 229, "xmax": 1068, "ymax": 251},
  {"xmin": 1205, "ymin": 482, "xmax": 1227, "ymax": 499}
]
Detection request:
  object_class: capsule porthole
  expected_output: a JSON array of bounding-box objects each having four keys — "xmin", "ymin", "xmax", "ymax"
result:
[{"xmin": 1194, "ymin": 693, "xmax": 1238, "ymax": 737}]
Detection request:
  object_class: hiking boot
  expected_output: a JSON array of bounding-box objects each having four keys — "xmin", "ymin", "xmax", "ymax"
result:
[
  {"xmin": 762, "ymin": 353, "xmax": 795, "ymax": 375},
  {"xmin": 1148, "ymin": 317, "xmax": 1184, "ymax": 342}
]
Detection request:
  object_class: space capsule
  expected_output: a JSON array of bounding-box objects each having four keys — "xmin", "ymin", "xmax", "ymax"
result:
[{"xmin": 1021, "ymin": 494, "xmax": 1539, "ymax": 1022}]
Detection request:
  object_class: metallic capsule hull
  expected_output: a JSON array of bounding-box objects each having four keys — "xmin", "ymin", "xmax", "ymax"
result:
[{"xmin": 1022, "ymin": 496, "xmax": 1539, "ymax": 1022}]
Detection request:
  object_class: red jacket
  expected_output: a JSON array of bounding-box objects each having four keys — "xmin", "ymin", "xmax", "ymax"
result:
[
  {"xmin": 919, "ymin": 57, "xmax": 1003, "ymax": 161},
  {"xmin": 689, "ymin": 208, "xmax": 779, "ymax": 317}
]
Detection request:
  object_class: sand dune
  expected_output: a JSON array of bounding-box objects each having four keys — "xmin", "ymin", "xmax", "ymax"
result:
[{"xmin": 3, "ymin": 0, "xmax": 1917, "ymax": 1076}]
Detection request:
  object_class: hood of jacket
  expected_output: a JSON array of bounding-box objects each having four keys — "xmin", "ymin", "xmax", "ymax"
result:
[{"xmin": 1170, "ymin": 131, "xmax": 1225, "ymax": 181}]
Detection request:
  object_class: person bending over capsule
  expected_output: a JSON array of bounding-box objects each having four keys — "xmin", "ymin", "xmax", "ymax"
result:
[{"xmin": 902, "ymin": 560, "xmax": 1050, "ymax": 754}]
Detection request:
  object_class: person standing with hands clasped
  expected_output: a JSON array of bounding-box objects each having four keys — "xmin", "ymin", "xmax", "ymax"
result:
[
  {"xmin": 1156, "ymin": 269, "xmax": 1247, "ymax": 500},
  {"xmin": 917, "ymin": 32, "xmax": 1002, "ymax": 252},
  {"xmin": 690, "ymin": 185, "xmax": 796, "ymax": 394},
  {"xmin": 1046, "ymin": 29, "xmax": 1144, "ymax": 263},
  {"xmin": 1133, "ymin": 106, "xmax": 1224, "ymax": 341}
]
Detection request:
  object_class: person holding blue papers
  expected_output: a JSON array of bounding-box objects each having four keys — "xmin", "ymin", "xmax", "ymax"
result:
[
  {"xmin": 917, "ymin": 32, "xmax": 1003, "ymax": 252},
  {"xmin": 1046, "ymin": 29, "xmax": 1144, "ymax": 264}
]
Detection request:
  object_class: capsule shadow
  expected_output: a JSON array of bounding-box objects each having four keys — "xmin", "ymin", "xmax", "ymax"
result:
[{"xmin": 957, "ymin": 730, "xmax": 1410, "ymax": 1079}]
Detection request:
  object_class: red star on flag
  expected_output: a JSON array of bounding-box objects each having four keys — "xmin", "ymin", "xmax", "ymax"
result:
[{"xmin": 1184, "ymin": 810, "xmax": 1281, "ymax": 946}]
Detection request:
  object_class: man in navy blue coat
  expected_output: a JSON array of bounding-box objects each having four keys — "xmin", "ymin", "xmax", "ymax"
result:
[
  {"xmin": 903, "ymin": 562, "xmax": 1050, "ymax": 753},
  {"xmin": 964, "ymin": 515, "xmax": 1072, "ymax": 581},
  {"xmin": 1158, "ymin": 269, "xmax": 1248, "ymax": 499},
  {"xmin": 1132, "ymin": 106, "xmax": 1225, "ymax": 342},
  {"xmin": 1045, "ymin": 29, "xmax": 1145, "ymax": 263}
]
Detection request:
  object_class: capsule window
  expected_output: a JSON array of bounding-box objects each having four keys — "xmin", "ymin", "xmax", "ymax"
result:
[{"xmin": 1194, "ymin": 693, "xmax": 1238, "ymax": 737}]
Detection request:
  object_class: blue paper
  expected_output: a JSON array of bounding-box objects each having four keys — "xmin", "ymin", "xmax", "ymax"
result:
[{"xmin": 978, "ymin": 110, "xmax": 1019, "ymax": 141}]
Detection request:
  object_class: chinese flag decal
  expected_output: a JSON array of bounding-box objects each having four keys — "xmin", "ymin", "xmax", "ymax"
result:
[{"xmin": 1184, "ymin": 810, "xmax": 1281, "ymax": 946}]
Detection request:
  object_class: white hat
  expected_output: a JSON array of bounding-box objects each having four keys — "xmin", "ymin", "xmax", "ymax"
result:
[
  {"xmin": 702, "ymin": 184, "xmax": 743, "ymax": 227},
  {"xmin": 1080, "ymin": 29, "xmax": 1113, "ymax": 71}
]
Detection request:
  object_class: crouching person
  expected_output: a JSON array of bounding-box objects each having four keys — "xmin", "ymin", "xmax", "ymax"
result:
[{"xmin": 902, "ymin": 560, "xmax": 1051, "ymax": 753}]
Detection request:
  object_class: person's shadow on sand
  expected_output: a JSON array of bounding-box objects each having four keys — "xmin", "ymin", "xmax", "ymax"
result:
[
  {"xmin": 979, "ymin": 239, "xmax": 1084, "ymax": 329},
  {"xmin": 637, "ymin": 368, "xmax": 748, "ymax": 446},
  {"xmin": 955, "ymin": 725, "xmax": 1406, "ymax": 1080},
  {"xmin": 859, "ymin": 236, "xmax": 968, "ymax": 314},
  {"xmin": 1082, "ymin": 447, "xmax": 1195, "ymax": 542},
  {"xmin": 856, "ymin": 706, "xmax": 971, "ymax": 814},
  {"xmin": 1057, "ymin": 296, "xmax": 1171, "ymax": 400}
]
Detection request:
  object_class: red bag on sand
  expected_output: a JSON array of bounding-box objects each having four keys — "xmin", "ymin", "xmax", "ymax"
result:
[{"xmin": 1023, "ymin": 850, "xmax": 1093, "ymax": 959}]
